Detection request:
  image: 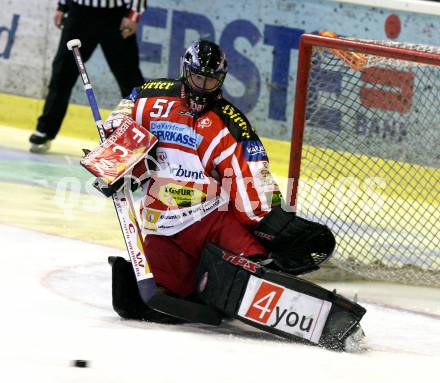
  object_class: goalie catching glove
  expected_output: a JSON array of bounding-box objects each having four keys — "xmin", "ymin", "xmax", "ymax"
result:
[
  {"xmin": 253, "ymin": 205, "xmax": 336, "ymax": 275},
  {"xmin": 80, "ymin": 117, "xmax": 158, "ymax": 196}
]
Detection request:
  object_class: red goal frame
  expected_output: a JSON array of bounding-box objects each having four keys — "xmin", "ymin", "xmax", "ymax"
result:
[{"xmin": 288, "ymin": 33, "xmax": 440, "ymax": 209}]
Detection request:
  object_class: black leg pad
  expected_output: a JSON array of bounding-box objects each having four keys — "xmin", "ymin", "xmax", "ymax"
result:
[{"xmin": 108, "ymin": 256, "xmax": 183, "ymax": 324}]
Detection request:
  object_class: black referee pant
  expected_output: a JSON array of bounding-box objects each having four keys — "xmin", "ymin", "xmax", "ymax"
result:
[{"xmin": 37, "ymin": 4, "xmax": 145, "ymax": 139}]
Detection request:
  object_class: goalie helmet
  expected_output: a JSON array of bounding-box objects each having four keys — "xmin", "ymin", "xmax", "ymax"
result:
[{"xmin": 181, "ymin": 40, "xmax": 228, "ymax": 113}]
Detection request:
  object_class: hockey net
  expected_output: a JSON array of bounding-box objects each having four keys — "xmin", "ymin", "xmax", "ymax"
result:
[{"xmin": 289, "ymin": 34, "xmax": 440, "ymax": 287}]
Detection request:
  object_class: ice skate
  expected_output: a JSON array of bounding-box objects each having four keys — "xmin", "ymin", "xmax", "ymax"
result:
[{"xmin": 29, "ymin": 132, "xmax": 51, "ymax": 154}]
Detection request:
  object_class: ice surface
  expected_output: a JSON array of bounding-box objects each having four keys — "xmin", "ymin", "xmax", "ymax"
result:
[
  {"xmin": 0, "ymin": 131, "xmax": 439, "ymax": 382},
  {"xmin": 0, "ymin": 224, "xmax": 439, "ymax": 383}
]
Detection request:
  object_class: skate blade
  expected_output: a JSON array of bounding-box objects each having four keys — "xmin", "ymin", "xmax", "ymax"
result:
[
  {"xmin": 30, "ymin": 142, "xmax": 51, "ymax": 154},
  {"xmin": 344, "ymin": 326, "xmax": 367, "ymax": 353}
]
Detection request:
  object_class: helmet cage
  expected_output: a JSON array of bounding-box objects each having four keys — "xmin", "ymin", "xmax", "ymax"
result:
[
  {"xmin": 184, "ymin": 65, "xmax": 225, "ymax": 94},
  {"xmin": 181, "ymin": 41, "xmax": 228, "ymax": 112}
]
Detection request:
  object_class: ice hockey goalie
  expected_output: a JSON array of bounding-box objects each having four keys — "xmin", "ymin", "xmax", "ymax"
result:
[{"xmin": 83, "ymin": 40, "xmax": 366, "ymax": 351}]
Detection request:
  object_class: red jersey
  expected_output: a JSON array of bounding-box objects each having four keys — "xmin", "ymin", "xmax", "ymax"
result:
[{"xmin": 108, "ymin": 78, "xmax": 282, "ymax": 236}]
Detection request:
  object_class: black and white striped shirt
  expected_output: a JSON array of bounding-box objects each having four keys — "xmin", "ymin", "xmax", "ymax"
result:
[{"xmin": 58, "ymin": 1, "xmax": 147, "ymax": 15}]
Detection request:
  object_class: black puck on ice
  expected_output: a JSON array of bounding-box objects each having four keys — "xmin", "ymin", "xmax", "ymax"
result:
[{"xmin": 72, "ymin": 359, "xmax": 89, "ymax": 368}]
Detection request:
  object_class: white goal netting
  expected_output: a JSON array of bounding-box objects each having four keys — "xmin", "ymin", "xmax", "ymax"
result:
[{"xmin": 294, "ymin": 36, "xmax": 440, "ymax": 286}]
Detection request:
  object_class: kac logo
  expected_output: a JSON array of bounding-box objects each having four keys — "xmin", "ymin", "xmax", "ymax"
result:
[{"xmin": 197, "ymin": 117, "xmax": 212, "ymax": 129}]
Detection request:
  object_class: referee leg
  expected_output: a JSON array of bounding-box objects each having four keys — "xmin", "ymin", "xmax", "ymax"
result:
[
  {"xmin": 36, "ymin": 12, "xmax": 98, "ymax": 139},
  {"xmin": 100, "ymin": 25, "xmax": 145, "ymax": 97}
]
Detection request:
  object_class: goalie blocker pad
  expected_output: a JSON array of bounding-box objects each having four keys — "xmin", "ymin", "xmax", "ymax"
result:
[
  {"xmin": 81, "ymin": 117, "xmax": 158, "ymax": 192},
  {"xmin": 196, "ymin": 243, "xmax": 366, "ymax": 350}
]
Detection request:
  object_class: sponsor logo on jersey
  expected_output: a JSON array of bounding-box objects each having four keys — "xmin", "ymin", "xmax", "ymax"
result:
[
  {"xmin": 238, "ymin": 276, "xmax": 332, "ymax": 343},
  {"xmin": 242, "ymin": 141, "xmax": 268, "ymax": 161},
  {"xmin": 197, "ymin": 117, "xmax": 212, "ymax": 129},
  {"xmin": 249, "ymin": 160, "xmax": 275, "ymax": 187},
  {"xmin": 266, "ymin": 190, "xmax": 282, "ymax": 207},
  {"xmin": 189, "ymin": 99, "xmax": 205, "ymax": 113},
  {"xmin": 141, "ymin": 80, "xmax": 174, "ymax": 90},
  {"xmin": 201, "ymin": 197, "xmax": 221, "ymax": 213},
  {"xmin": 178, "ymin": 110, "xmax": 196, "ymax": 117},
  {"xmin": 170, "ymin": 164, "xmax": 206, "ymax": 181},
  {"xmin": 221, "ymin": 104, "xmax": 253, "ymax": 139},
  {"xmin": 143, "ymin": 208, "xmax": 161, "ymax": 231},
  {"xmin": 142, "ymin": 196, "xmax": 224, "ymax": 233},
  {"xmin": 159, "ymin": 183, "xmax": 206, "ymax": 208},
  {"xmin": 150, "ymin": 121, "xmax": 203, "ymax": 150},
  {"xmin": 156, "ymin": 149, "xmax": 168, "ymax": 165}
]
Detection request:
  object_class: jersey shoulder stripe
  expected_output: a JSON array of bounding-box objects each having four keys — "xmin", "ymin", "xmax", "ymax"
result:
[
  {"xmin": 211, "ymin": 99, "xmax": 258, "ymax": 142},
  {"xmin": 138, "ymin": 78, "xmax": 181, "ymax": 98}
]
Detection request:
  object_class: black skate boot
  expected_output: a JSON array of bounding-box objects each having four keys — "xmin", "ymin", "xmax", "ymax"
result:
[{"xmin": 29, "ymin": 132, "xmax": 52, "ymax": 153}]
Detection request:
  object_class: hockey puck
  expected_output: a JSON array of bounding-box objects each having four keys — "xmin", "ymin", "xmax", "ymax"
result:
[{"xmin": 72, "ymin": 359, "xmax": 89, "ymax": 368}]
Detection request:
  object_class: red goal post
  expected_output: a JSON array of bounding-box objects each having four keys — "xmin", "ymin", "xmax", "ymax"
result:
[{"xmin": 289, "ymin": 33, "xmax": 440, "ymax": 286}]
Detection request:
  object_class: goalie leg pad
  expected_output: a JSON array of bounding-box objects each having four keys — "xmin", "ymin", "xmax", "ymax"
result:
[
  {"xmin": 197, "ymin": 244, "xmax": 366, "ymax": 350},
  {"xmin": 108, "ymin": 256, "xmax": 182, "ymax": 324},
  {"xmin": 109, "ymin": 256, "xmax": 222, "ymax": 325},
  {"xmin": 196, "ymin": 245, "xmax": 258, "ymax": 318}
]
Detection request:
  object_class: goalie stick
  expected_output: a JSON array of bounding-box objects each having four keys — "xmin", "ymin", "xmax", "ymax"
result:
[{"xmin": 67, "ymin": 39, "xmax": 157, "ymax": 303}]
